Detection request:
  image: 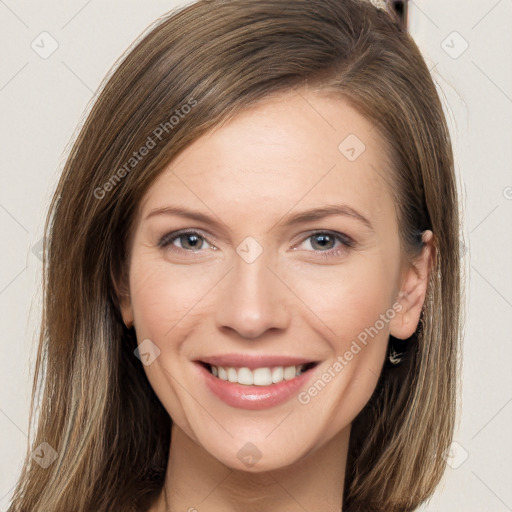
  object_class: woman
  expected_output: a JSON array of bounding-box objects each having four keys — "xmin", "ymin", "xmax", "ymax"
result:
[{"xmin": 8, "ymin": 0, "xmax": 461, "ymax": 510}]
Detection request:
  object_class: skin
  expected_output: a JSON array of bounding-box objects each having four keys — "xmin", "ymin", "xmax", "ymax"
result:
[{"xmin": 119, "ymin": 88, "xmax": 433, "ymax": 512}]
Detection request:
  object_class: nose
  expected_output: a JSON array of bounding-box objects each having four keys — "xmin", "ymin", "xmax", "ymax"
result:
[{"xmin": 215, "ymin": 248, "xmax": 291, "ymax": 339}]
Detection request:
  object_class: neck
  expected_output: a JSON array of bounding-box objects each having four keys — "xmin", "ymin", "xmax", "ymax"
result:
[{"xmin": 152, "ymin": 423, "xmax": 350, "ymax": 512}]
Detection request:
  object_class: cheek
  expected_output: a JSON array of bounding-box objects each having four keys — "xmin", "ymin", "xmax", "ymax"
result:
[
  {"xmin": 290, "ymin": 256, "xmax": 397, "ymax": 429},
  {"xmin": 128, "ymin": 253, "xmax": 216, "ymax": 342},
  {"xmin": 290, "ymin": 253, "xmax": 398, "ymax": 346},
  {"xmin": 127, "ymin": 255, "xmax": 219, "ymax": 429}
]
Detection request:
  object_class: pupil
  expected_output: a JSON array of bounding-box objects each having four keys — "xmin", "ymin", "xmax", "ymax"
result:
[
  {"xmin": 183, "ymin": 234, "xmax": 200, "ymax": 249},
  {"xmin": 313, "ymin": 234, "xmax": 333, "ymax": 250}
]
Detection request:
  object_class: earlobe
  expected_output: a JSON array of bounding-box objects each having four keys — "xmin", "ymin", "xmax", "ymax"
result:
[
  {"xmin": 111, "ymin": 269, "xmax": 134, "ymax": 328},
  {"xmin": 390, "ymin": 230, "xmax": 435, "ymax": 340},
  {"xmin": 120, "ymin": 298, "xmax": 134, "ymax": 329}
]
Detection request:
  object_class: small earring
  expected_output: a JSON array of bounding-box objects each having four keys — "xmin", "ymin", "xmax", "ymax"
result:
[{"xmin": 388, "ymin": 346, "xmax": 405, "ymax": 365}]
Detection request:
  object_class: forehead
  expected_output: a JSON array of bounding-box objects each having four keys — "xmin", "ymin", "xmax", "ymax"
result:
[{"xmin": 140, "ymin": 89, "xmax": 396, "ymax": 229}]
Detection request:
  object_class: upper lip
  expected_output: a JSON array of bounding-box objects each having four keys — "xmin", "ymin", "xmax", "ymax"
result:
[{"xmin": 195, "ymin": 354, "xmax": 318, "ymax": 370}]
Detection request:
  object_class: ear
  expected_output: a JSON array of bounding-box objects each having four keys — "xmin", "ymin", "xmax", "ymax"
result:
[
  {"xmin": 389, "ymin": 230, "xmax": 435, "ymax": 340},
  {"xmin": 119, "ymin": 293, "xmax": 134, "ymax": 329},
  {"xmin": 111, "ymin": 265, "xmax": 134, "ymax": 329}
]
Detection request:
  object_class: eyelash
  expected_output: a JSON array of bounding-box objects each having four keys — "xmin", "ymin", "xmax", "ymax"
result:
[{"xmin": 157, "ymin": 229, "xmax": 355, "ymax": 260}]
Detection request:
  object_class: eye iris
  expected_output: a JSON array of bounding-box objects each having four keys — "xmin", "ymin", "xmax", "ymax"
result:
[
  {"xmin": 180, "ymin": 233, "xmax": 202, "ymax": 250},
  {"xmin": 311, "ymin": 234, "xmax": 335, "ymax": 250}
]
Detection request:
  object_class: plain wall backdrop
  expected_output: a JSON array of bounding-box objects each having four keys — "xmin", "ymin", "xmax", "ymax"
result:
[{"xmin": 1, "ymin": 1, "xmax": 511, "ymax": 510}]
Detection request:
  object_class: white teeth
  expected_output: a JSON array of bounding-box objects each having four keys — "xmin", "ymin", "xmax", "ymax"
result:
[
  {"xmin": 283, "ymin": 366, "xmax": 296, "ymax": 380},
  {"xmin": 253, "ymin": 367, "xmax": 272, "ymax": 386},
  {"xmin": 237, "ymin": 367, "xmax": 254, "ymax": 385},
  {"xmin": 227, "ymin": 367, "xmax": 237, "ymax": 383},
  {"xmin": 271, "ymin": 366, "xmax": 283, "ymax": 383},
  {"xmin": 208, "ymin": 364, "xmax": 311, "ymax": 386},
  {"xmin": 218, "ymin": 366, "xmax": 228, "ymax": 380}
]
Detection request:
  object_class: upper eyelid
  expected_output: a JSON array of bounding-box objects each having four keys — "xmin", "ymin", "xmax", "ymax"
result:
[
  {"xmin": 158, "ymin": 228, "xmax": 215, "ymax": 248},
  {"xmin": 175, "ymin": 228, "xmax": 214, "ymax": 240}
]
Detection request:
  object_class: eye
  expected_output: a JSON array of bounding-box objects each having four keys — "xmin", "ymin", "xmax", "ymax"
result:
[
  {"xmin": 295, "ymin": 230, "xmax": 354, "ymax": 259},
  {"xmin": 157, "ymin": 229, "xmax": 354, "ymax": 260},
  {"xmin": 157, "ymin": 230, "xmax": 217, "ymax": 253}
]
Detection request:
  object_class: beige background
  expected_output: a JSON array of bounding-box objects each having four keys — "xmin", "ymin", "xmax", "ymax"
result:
[{"xmin": 1, "ymin": 1, "xmax": 511, "ymax": 510}]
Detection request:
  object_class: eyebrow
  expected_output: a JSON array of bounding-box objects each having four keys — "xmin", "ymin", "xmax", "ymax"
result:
[{"xmin": 145, "ymin": 204, "xmax": 374, "ymax": 232}]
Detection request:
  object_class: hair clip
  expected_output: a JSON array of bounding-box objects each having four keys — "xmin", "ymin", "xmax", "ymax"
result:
[
  {"xmin": 388, "ymin": 0, "xmax": 409, "ymax": 32},
  {"xmin": 370, "ymin": 0, "xmax": 410, "ymax": 32}
]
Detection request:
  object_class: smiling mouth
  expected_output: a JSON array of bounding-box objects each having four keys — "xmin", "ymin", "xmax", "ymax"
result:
[{"xmin": 198, "ymin": 361, "xmax": 318, "ymax": 386}]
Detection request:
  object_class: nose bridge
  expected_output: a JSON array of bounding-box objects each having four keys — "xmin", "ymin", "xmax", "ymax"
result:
[{"xmin": 214, "ymin": 238, "xmax": 290, "ymax": 338}]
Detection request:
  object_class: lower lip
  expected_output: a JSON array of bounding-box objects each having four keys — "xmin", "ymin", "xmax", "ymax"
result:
[{"xmin": 196, "ymin": 363, "xmax": 316, "ymax": 410}]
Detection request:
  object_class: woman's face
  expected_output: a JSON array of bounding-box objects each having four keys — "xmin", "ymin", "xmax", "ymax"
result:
[{"xmin": 120, "ymin": 89, "xmax": 429, "ymax": 471}]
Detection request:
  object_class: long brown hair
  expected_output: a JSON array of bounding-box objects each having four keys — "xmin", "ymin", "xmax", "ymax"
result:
[{"xmin": 8, "ymin": 1, "xmax": 461, "ymax": 510}]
